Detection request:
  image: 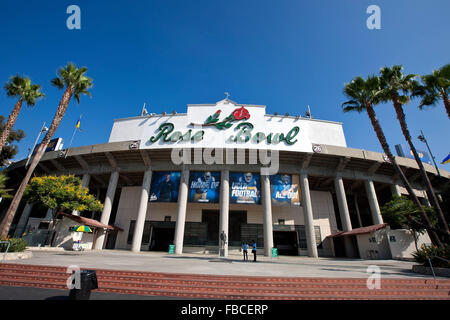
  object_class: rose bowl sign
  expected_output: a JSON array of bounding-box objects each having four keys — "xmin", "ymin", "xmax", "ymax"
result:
[
  {"xmin": 108, "ymin": 99, "xmax": 347, "ymax": 153},
  {"xmin": 149, "ymin": 106, "xmax": 300, "ymax": 146}
]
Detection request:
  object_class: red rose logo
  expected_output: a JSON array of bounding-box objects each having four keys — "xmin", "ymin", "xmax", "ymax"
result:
[{"xmin": 232, "ymin": 106, "xmax": 250, "ymax": 121}]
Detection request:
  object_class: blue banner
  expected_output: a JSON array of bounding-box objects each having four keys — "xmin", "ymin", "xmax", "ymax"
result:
[
  {"xmin": 188, "ymin": 171, "xmax": 221, "ymax": 203},
  {"xmin": 149, "ymin": 171, "xmax": 180, "ymax": 202},
  {"xmin": 270, "ymin": 174, "xmax": 301, "ymax": 206},
  {"xmin": 230, "ymin": 172, "xmax": 261, "ymax": 204}
]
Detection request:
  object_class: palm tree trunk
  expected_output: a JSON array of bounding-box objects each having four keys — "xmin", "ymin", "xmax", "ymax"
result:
[
  {"xmin": 441, "ymin": 91, "xmax": 450, "ymax": 119},
  {"xmin": 0, "ymin": 87, "xmax": 74, "ymax": 238},
  {"xmin": 364, "ymin": 102, "xmax": 442, "ymax": 247},
  {"xmin": 392, "ymin": 98, "xmax": 449, "ymax": 237},
  {"xmin": 0, "ymin": 98, "xmax": 23, "ymax": 154}
]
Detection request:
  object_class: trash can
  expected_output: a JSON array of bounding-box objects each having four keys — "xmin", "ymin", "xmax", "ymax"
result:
[{"xmin": 69, "ymin": 270, "xmax": 98, "ymax": 300}]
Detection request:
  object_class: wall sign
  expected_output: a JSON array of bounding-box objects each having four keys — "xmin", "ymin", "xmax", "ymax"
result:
[
  {"xmin": 188, "ymin": 171, "xmax": 221, "ymax": 203},
  {"xmin": 229, "ymin": 172, "xmax": 261, "ymax": 204},
  {"xmin": 149, "ymin": 171, "xmax": 181, "ymax": 202},
  {"xmin": 270, "ymin": 174, "xmax": 301, "ymax": 206},
  {"xmin": 148, "ymin": 107, "xmax": 300, "ymax": 146}
]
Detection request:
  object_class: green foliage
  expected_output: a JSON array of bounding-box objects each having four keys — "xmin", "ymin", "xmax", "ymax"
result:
[
  {"xmin": 412, "ymin": 244, "xmax": 450, "ymax": 268},
  {"xmin": 342, "ymin": 75, "xmax": 383, "ymax": 113},
  {"xmin": 412, "ymin": 63, "xmax": 450, "ymax": 109},
  {"xmin": 4, "ymin": 75, "xmax": 45, "ymax": 106},
  {"xmin": 381, "ymin": 196, "xmax": 437, "ymax": 233},
  {"xmin": 0, "ymin": 237, "xmax": 28, "ymax": 252},
  {"xmin": 51, "ymin": 63, "xmax": 93, "ymax": 104},
  {"xmin": 0, "ymin": 174, "xmax": 13, "ymax": 199},
  {"xmin": 0, "ymin": 115, "xmax": 25, "ymax": 167},
  {"xmin": 24, "ymin": 175, "xmax": 103, "ymax": 213},
  {"xmin": 378, "ymin": 65, "xmax": 416, "ymax": 104}
]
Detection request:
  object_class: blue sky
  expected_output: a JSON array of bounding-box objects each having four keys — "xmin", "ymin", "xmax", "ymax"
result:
[{"xmin": 0, "ymin": 0, "xmax": 449, "ymax": 169}]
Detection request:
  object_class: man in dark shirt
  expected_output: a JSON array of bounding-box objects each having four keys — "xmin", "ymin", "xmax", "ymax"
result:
[{"xmin": 158, "ymin": 174, "xmax": 175, "ymax": 202}]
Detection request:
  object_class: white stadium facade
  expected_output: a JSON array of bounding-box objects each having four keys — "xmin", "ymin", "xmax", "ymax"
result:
[{"xmin": 3, "ymin": 98, "xmax": 449, "ymax": 259}]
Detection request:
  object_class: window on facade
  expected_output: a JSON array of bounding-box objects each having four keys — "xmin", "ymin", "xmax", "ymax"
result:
[
  {"xmin": 164, "ymin": 216, "xmax": 171, "ymax": 222},
  {"xmin": 278, "ymin": 219, "xmax": 285, "ymax": 225}
]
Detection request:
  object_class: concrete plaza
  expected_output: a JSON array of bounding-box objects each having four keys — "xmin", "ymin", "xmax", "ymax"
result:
[{"xmin": 5, "ymin": 249, "xmax": 438, "ymax": 279}]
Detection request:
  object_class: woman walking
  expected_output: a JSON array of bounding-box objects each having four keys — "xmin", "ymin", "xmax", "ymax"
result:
[{"xmin": 242, "ymin": 241, "xmax": 248, "ymax": 261}]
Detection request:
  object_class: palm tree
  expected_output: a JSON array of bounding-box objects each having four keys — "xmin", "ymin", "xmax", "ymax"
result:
[
  {"xmin": 379, "ymin": 65, "xmax": 449, "ymax": 238},
  {"xmin": 0, "ymin": 75, "xmax": 44, "ymax": 154},
  {"xmin": 0, "ymin": 63, "xmax": 93, "ymax": 238},
  {"xmin": 412, "ymin": 63, "xmax": 450, "ymax": 118},
  {"xmin": 342, "ymin": 75, "xmax": 442, "ymax": 246}
]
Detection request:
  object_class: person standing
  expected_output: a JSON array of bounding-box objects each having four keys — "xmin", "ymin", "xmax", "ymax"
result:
[
  {"xmin": 251, "ymin": 240, "xmax": 257, "ymax": 262},
  {"xmin": 242, "ymin": 241, "xmax": 248, "ymax": 261}
]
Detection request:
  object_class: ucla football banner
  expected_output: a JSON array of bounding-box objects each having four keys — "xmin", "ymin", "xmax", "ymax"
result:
[
  {"xmin": 149, "ymin": 171, "xmax": 181, "ymax": 202},
  {"xmin": 229, "ymin": 172, "xmax": 261, "ymax": 204},
  {"xmin": 188, "ymin": 171, "xmax": 221, "ymax": 203},
  {"xmin": 270, "ymin": 174, "xmax": 301, "ymax": 206}
]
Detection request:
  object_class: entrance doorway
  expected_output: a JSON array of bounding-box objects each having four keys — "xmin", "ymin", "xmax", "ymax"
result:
[
  {"xmin": 201, "ymin": 210, "xmax": 247, "ymax": 246},
  {"xmin": 273, "ymin": 231, "xmax": 299, "ymax": 256},
  {"xmin": 149, "ymin": 226, "xmax": 175, "ymax": 251}
]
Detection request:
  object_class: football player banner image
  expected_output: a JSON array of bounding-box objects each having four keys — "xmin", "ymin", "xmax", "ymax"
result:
[
  {"xmin": 188, "ymin": 171, "xmax": 221, "ymax": 203},
  {"xmin": 229, "ymin": 172, "xmax": 261, "ymax": 204},
  {"xmin": 149, "ymin": 171, "xmax": 181, "ymax": 202},
  {"xmin": 270, "ymin": 174, "xmax": 301, "ymax": 206}
]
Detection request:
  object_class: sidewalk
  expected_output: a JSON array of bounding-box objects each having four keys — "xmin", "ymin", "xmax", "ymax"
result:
[{"xmin": 4, "ymin": 249, "xmax": 436, "ymax": 279}]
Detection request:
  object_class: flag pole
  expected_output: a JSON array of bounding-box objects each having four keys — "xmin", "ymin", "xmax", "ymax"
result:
[{"xmin": 65, "ymin": 115, "xmax": 82, "ymax": 158}]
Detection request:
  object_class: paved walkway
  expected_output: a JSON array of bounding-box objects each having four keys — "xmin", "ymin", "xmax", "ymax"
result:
[{"xmin": 5, "ymin": 249, "xmax": 438, "ymax": 279}]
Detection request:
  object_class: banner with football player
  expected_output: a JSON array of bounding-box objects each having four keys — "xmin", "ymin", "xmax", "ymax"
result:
[
  {"xmin": 188, "ymin": 171, "xmax": 221, "ymax": 203},
  {"xmin": 270, "ymin": 174, "xmax": 301, "ymax": 206},
  {"xmin": 229, "ymin": 172, "xmax": 261, "ymax": 204},
  {"xmin": 149, "ymin": 171, "xmax": 181, "ymax": 202}
]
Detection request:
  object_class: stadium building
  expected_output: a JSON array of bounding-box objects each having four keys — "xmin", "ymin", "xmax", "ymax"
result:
[{"xmin": 3, "ymin": 98, "xmax": 449, "ymax": 258}]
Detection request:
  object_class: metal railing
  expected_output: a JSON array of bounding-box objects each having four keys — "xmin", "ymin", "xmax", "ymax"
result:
[
  {"xmin": 0, "ymin": 241, "xmax": 11, "ymax": 263},
  {"xmin": 427, "ymin": 256, "xmax": 450, "ymax": 281}
]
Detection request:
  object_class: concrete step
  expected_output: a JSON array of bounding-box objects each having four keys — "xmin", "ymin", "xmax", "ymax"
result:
[
  {"xmin": 1, "ymin": 263, "xmax": 449, "ymax": 300},
  {"xmin": 1, "ymin": 271, "xmax": 449, "ymax": 291},
  {"xmin": 2, "ymin": 263, "xmax": 449, "ymax": 285},
  {"xmin": 0, "ymin": 279, "xmax": 448, "ymax": 300}
]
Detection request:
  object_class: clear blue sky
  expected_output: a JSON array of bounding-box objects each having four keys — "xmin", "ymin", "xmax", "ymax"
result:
[{"xmin": 0, "ymin": 0, "xmax": 449, "ymax": 169}]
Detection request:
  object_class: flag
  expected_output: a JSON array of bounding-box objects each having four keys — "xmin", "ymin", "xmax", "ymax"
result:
[
  {"xmin": 441, "ymin": 153, "xmax": 450, "ymax": 165},
  {"xmin": 75, "ymin": 116, "xmax": 82, "ymax": 131}
]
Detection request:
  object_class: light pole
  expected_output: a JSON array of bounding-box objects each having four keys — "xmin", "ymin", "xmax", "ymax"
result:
[
  {"xmin": 418, "ymin": 130, "xmax": 441, "ymax": 177},
  {"xmin": 25, "ymin": 122, "xmax": 48, "ymax": 168}
]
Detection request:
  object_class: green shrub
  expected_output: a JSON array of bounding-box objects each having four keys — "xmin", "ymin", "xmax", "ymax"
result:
[
  {"xmin": 412, "ymin": 244, "xmax": 450, "ymax": 268},
  {"xmin": 0, "ymin": 238, "xmax": 28, "ymax": 253}
]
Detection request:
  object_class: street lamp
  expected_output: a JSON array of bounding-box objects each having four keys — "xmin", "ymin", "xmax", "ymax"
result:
[
  {"xmin": 25, "ymin": 122, "xmax": 48, "ymax": 168},
  {"xmin": 417, "ymin": 129, "xmax": 441, "ymax": 177}
]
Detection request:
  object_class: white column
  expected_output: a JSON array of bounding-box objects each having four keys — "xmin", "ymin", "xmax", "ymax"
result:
[
  {"xmin": 334, "ymin": 176, "xmax": 355, "ymax": 258},
  {"xmin": 14, "ymin": 203, "xmax": 33, "ymax": 237},
  {"xmin": 94, "ymin": 171, "xmax": 119, "ymax": 250},
  {"xmin": 300, "ymin": 172, "xmax": 318, "ymax": 258},
  {"xmin": 364, "ymin": 179, "xmax": 383, "ymax": 225},
  {"xmin": 174, "ymin": 168, "xmax": 189, "ymax": 254},
  {"xmin": 334, "ymin": 176, "xmax": 352, "ymax": 232},
  {"xmin": 390, "ymin": 184, "xmax": 401, "ymax": 197},
  {"xmin": 131, "ymin": 168, "xmax": 152, "ymax": 252},
  {"xmin": 262, "ymin": 174, "xmax": 274, "ymax": 257},
  {"xmin": 354, "ymin": 195, "xmax": 363, "ymax": 228},
  {"xmin": 219, "ymin": 169, "xmax": 230, "ymax": 257},
  {"xmin": 72, "ymin": 173, "xmax": 91, "ymax": 216}
]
